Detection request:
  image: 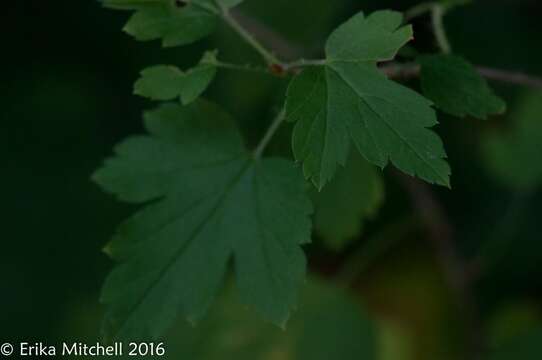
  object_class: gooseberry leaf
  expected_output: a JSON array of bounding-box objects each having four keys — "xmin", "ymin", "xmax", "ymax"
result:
[
  {"xmin": 285, "ymin": 10, "xmax": 450, "ymax": 190},
  {"xmin": 93, "ymin": 101, "xmax": 312, "ymax": 340},
  {"xmin": 419, "ymin": 54, "xmax": 506, "ymax": 119},
  {"xmin": 102, "ymin": 0, "xmax": 242, "ymax": 47},
  {"xmin": 134, "ymin": 50, "xmax": 218, "ymax": 105},
  {"xmin": 313, "ymin": 151, "xmax": 384, "ymax": 251}
]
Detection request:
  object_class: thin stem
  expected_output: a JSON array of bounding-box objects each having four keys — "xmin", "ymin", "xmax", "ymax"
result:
[
  {"xmin": 218, "ymin": 5, "xmax": 282, "ymax": 66},
  {"xmin": 405, "ymin": 0, "xmax": 471, "ymax": 21},
  {"xmin": 231, "ymin": 11, "xmax": 303, "ymax": 61},
  {"xmin": 253, "ymin": 111, "xmax": 286, "ymax": 159},
  {"xmin": 211, "ymin": 60, "xmax": 270, "ymax": 74},
  {"xmin": 431, "ymin": 4, "xmax": 452, "ymax": 53},
  {"xmin": 380, "ymin": 62, "xmax": 542, "ymax": 89},
  {"xmin": 380, "ymin": 62, "xmax": 420, "ymax": 79},
  {"xmin": 404, "ymin": 2, "xmax": 434, "ymax": 21},
  {"xmin": 284, "ymin": 58, "xmax": 326, "ymax": 70},
  {"xmin": 396, "ymin": 173, "xmax": 484, "ymax": 360},
  {"xmin": 477, "ymin": 67, "xmax": 542, "ymax": 89}
]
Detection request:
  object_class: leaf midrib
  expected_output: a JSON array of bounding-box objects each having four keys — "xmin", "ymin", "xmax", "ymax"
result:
[
  {"xmin": 110, "ymin": 156, "xmax": 252, "ymax": 339},
  {"xmin": 328, "ymin": 65, "xmax": 448, "ymax": 185}
]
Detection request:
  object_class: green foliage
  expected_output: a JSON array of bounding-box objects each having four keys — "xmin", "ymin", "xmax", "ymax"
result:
[
  {"xmin": 313, "ymin": 151, "xmax": 384, "ymax": 251},
  {"xmin": 164, "ymin": 279, "xmax": 377, "ymax": 360},
  {"xmin": 102, "ymin": 0, "xmax": 243, "ymax": 47},
  {"xmin": 93, "ymin": 1, "xmax": 542, "ymax": 358},
  {"xmin": 419, "ymin": 54, "xmax": 506, "ymax": 119},
  {"xmin": 134, "ymin": 51, "xmax": 218, "ymax": 105},
  {"xmin": 285, "ymin": 11, "xmax": 451, "ymax": 189},
  {"xmin": 93, "ymin": 101, "xmax": 312, "ymax": 340},
  {"xmin": 489, "ymin": 327, "xmax": 542, "ymax": 360},
  {"xmin": 483, "ymin": 92, "xmax": 542, "ymax": 189}
]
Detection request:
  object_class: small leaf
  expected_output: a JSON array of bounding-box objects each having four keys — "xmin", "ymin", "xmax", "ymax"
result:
[
  {"xmin": 102, "ymin": 0, "xmax": 242, "ymax": 47},
  {"xmin": 482, "ymin": 92, "xmax": 542, "ymax": 189},
  {"xmin": 134, "ymin": 51, "xmax": 218, "ymax": 105},
  {"xmin": 419, "ymin": 54, "xmax": 506, "ymax": 119},
  {"xmin": 285, "ymin": 10, "xmax": 450, "ymax": 189},
  {"xmin": 93, "ymin": 101, "xmax": 312, "ymax": 340},
  {"xmin": 313, "ymin": 151, "xmax": 384, "ymax": 251}
]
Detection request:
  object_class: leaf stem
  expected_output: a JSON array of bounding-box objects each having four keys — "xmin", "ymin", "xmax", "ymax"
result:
[
  {"xmin": 405, "ymin": 0, "xmax": 471, "ymax": 21},
  {"xmin": 211, "ymin": 59, "xmax": 270, "ymax": 74},
  {"xmin": 254, "ymin": 110, "xmax": 286, "ymax": 159},
  {"xmin": 431, "ymin": 4, "xmax": 452, "ymax": 54},
  {"xmin": 218, "ymin": 4, "xmax": 282, "ymax": 66},
  {"xmin": 284, "ymin": 58, "xmax": 326, "ymax": 70},
  {"xmin": 404, "ymin": 2, "xmax": 435, "ymax": 21}
]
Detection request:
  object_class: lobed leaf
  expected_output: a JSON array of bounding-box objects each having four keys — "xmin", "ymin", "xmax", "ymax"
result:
[
  {"xmin": 285, "ymin": 10, "xmax": 451, "ymax": 189},
  {"xmin": 134, "ymin": 51, "xmax": 218, "ymax": 105},
  {"xmin": 93, "ymin": 101, "xmax": 312, "ymax": 340},
  {"xmin": 102, "ymin": 0, "xmax": 244, "ymax": 47},
  {"xmin": 419, "ymin": 54, "xmax": 506, "ymax": 119}
]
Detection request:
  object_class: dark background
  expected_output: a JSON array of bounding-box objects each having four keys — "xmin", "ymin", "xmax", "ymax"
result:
[{"xmin": 1, "ymin": 0, "xmax": 541, "ymax": 357}]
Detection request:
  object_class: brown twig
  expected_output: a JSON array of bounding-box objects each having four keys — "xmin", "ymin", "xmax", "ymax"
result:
[
  {"xmin": 381, "ymin": 63, "xmax": 542, "ymax": 89},
  {"xmin": 476, "ymin": 67, "xmax": 542, "ymax": 89},
  {"xmin": 230, "ymin": 10, "xmax": 304, "ymax": 61},
  {"xmin": 396, "ymin": 173, "xmax": 484, "ymax": 360},
  {"xmin": 230, "ymin": 8, "xmax": 542, "ymax": 90}
]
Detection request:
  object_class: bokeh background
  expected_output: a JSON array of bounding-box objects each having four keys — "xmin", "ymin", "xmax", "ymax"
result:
[{"xmin": 2, "ymin": 0, "xmax": 541, "ymax": 359}]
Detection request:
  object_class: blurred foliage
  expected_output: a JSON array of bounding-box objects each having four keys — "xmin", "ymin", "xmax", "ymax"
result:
[
  {"xmin": 161, "ymin": 278, "xmax": 377, "ymax": 360},
  {"xmin": 1, "ymin": 0, "xmax": 542, "ymax": 359},
  {"xmin": 313, "ymin": 151, "xmax": 384, "ymax": 251},
  {"xmin": 483, "ymin": 92, "xmax": 542, "ymax": 190}
]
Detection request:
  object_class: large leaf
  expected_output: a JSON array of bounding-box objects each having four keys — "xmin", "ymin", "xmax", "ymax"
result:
[
  {"xmin": 163, "ymin": 279, "xmax": 378, "ymax": 360},
  {"xmin": 313, "ymin": 151, "xmax": 384, "ymax": 251},
  {"xmin": 93, "ymin": 101, "xmax": 312, "ymax": 340},
  {"xmin": 482, "ymin": 92, "xmax": 542, "ymax": 189},
  {"xmin": 419, "ymin": 54, "xmax": 506, "ymax": 119},
  {"xmin": 134, "ymin": 50, "xmax": 218, "ymax": 105},
  {"xmin": 102, "ymin": 0, "xmax": 243, "ymax": 47},
  {"xmin": 285, "ymin": 10, "xmax": 450, "ymax": 190}
]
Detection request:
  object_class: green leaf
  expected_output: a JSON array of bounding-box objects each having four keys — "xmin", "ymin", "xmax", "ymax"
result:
[
  {"xmin": 93, "ymin": 101, "xmax": 312, "ymax": 340},
  {"xmin": 419, "ymin": 54, "xmax": 506, "ymax": 119},
  {"xmin": 134, "ymin": 51, "xmax": 218, "ymax": 105},
  {"xmin": 285, "ymin": 10, "xmax": 450, "ymax": 190},
  {"xmin": 102, "ymin": 0, "xmax": 243, "ymax": 47},
  {"xmin": 313, "ymin": 151, "xmax": 384, "ymax": 251},
  {"xmin": 164, "ymin": 278, "xmax": 378, "ymax": 360},
  {"xmin": 482, "ymin": 92, "xmax": 542, "ymax": 189}
]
